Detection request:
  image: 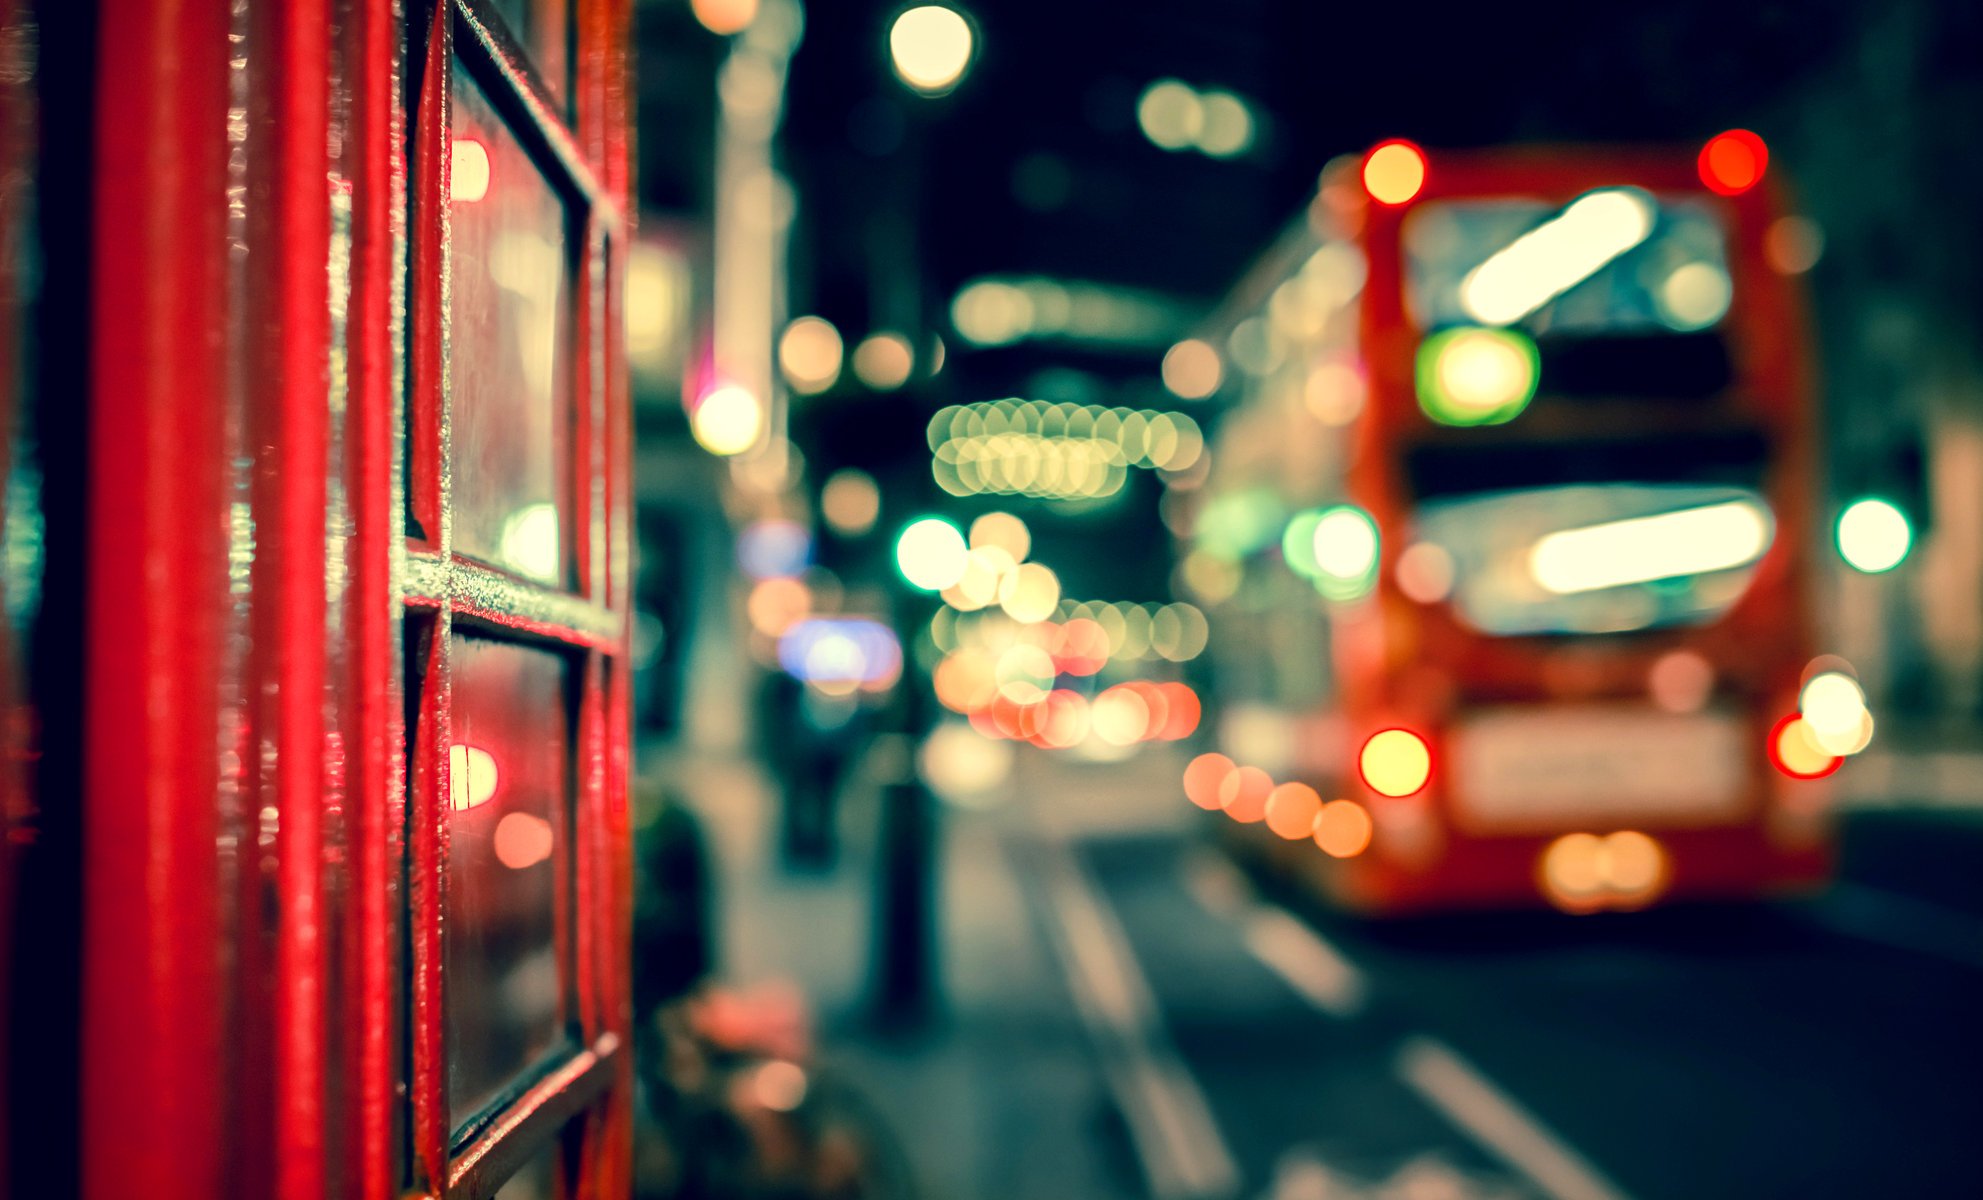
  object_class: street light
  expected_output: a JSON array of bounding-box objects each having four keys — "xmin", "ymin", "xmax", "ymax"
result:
[{"xmin": 888, "ymin": 5, "xmax": 974, "ymax": 96}]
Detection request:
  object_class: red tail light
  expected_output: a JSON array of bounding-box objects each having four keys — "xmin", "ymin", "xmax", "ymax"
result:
[{"xmin": 1359, "ymin": 728, "xmax": 1432, "ymax": 797}]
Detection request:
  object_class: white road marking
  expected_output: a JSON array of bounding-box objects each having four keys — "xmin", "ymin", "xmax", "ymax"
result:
[
  {"xmin": 1397, "ymin": 1037, "xmax": 1634, "ymax": 1200},
  {"xmin": 1182, "ymin": 850, "xmax": 1369, "ymax": 1019},
  {"xmin": 1837, "ymin": 750, "xmax": 1983, "ymax": 809},
  {"xmin": 1811, "ymin": 882, "xmax": 1983, "ymax": 972},
  {"xmin": 1035, "ymin": 839, "xmax": 1241, "ymax": 1200},
  {"xmin": 1242, "ymin": 907, "xmax": 1369, "ymax": 1019}
]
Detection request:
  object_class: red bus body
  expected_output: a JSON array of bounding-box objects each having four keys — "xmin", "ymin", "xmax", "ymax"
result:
[{"xmin": 1195, "ymin": 141, "xmax": 1837, "ymax": 915}]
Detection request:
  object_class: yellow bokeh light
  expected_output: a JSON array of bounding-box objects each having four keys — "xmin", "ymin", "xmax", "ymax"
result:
[
  {"xmin": 821, "ymin": 469, "xmax": 881, "ymax": 537},
  {"xmin": 853, "ymin": 331, "xmax": 914, "ymax": 390},
  {"xmin": 1362, "ymin": 141, "xmax": 1425, "ymax": 205},
  {"xmin": 1774, "ymin": 715, "xmax": 1838, "ymax": 778},
  {"xmin": 691, "ymin": 384, "xmax": 764, "ymax": 456},
  {"xmin": 690, "ymin": 0, "xmax": 759, "ymax": 34},
  {"xmin": 889, "ymin": 5, "xmax": 974, "ymax": 95},
  {"xmin": 779, "ymin": 316, "xmax": 844, "ymax": 394},
  {"xmin": 969, "ymin": 511, "xmax": 1031, "ymax": 562},
  {"xmin": 1359, "ymin": 729, "xmax": 1430, "ymax": 798},
  {"xmin": 1137, "ymin": 79, "xmax": 1202, "ymax": 151},
  {"xmin": 1313, "ymin": 800, "xmax": 1373, "ymax": 859},
  {"xmin": 1539, "ymin": 833, "xmax": 1606, "ymax": 911},
  {"xmin": 997, "ymin": 562, "xmax": 1061, "ymax": 624},
  {"xmin": 1161, "ymin": 338, "xmax": 1222, "ymax": 399},
  {"xmin": 1602, "ymin": 830, "xmax": 1665, "ymax": 896}
]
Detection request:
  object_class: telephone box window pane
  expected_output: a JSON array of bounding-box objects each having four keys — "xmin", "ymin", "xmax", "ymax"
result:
[
  {"xmin": 450, "ymin": 61, "xmax": 571, "ymax": 588},
  {"xmin": 491, "ymin": 1136, "xmax": 560, "ymax": 1199},
  {"xmin": 446, "ymin": 636, "xmax": 570, "ymax": 1125},
  {"xmin": 484, "ymin": 0, "xmax": 570, "ymax": 110}
]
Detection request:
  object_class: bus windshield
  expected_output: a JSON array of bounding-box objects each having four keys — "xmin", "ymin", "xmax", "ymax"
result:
[
  {"xmin": 1404, "ymin": 191, "xmax": 1732, "ymax": 337},
  {"xmin": 1410, "ymin": 482, "xmax": 1773, "ymax": 637}
]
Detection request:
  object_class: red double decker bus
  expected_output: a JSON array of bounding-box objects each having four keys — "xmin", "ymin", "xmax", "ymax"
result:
[{"xmin": 1183, "ymin": 134, "xmax": 1864, "ymax": 913}]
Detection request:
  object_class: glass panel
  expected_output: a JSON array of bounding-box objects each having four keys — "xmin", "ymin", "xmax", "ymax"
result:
[
  {"xmin": 492, "ymin": 1135, "xmax": 561, "ymax": 1199},
  {"xmin": 1404, "ymin": 194, "xmax": 1731, "ymax": 335},
  {"xmin": 450, "ymin": 59, "xmax": 571, "ymax": 587},
  {"xmin": 485, "ymin": 0, "xmax": 571, "ymax": 111},
  {"xmin": 1411, "ymin": 483, "xmax": 1774, "ymax": 637},
  {"xmin": 446, "ymin": 635, "xmax": 570, "ymax": 1125}
]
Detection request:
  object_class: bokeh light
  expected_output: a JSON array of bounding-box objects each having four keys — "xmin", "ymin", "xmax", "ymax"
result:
[
  {"xmin": 895, "ymin": 517, "xmax": 969, "ymax": 591},
  {"xmin": 1218, "ymin": 765, "xmax": 1272, "ymax": 823},
  {"xmin": 1162, "ymin": 339, "xmax": 1223, "ymax": 399},
  {"xmin": 1137, "ymin": 79, "xmax": 1202, "ymax": 151},
  {"xmin": 1770, "ymin": 713, "xmax": 1842, "ymax": 780},
  {"xmin": 1359, "ymin": 729, "xmax": 1431, "ymax": 798},
  {"xmin": 737, "ymin": 518, "xmax": 810, "ymax": 579},
  {"xmin": 1836, "ymin": 498, "xmax": 1911, "ymax": 573},
  {"xmin": 1264, "ymin": 782, "xmax": 1323, "ymax": 841},
  {"xmin": 1183, "ymin": 753, "xmax": 1234, "ymax": 810},
  {"xmin": 821, "ymin": 469, "xmax": 881, "ymax": 536},
  {"xmin": 1648, "ymin": 650, "xmax": 1714, "ymax": 714},
  {"xmin": 690, "ymin": 0, "xmax": 759, "ymax": 34},
  {"xmin": 889, "ymin": 5, "xmax": 975, "ymax": 95},
  {"xmin": 997, "ymin": 562, "xmax": 1061, "ymax": 623},
  {"xmin": 1699, "ymin": 129, "xmax": 1768, "ymax": 196},
  {"xmin": 1313, "ymin": 800, "xmax": 1373, "ymax": 859},
  {"xmin": 450, "ymin": 138, "xmax": 491, "ymax": 203},
  {"xmin": 1416, "ymin": 326, "xmax": 1539, "ymax": 426},
  {"xmin": 691, "ymin": 384, "xmax": 765, "ymax": 456},
  {"xmin": 779, "ymin": 316, "xmax": 844, "ymax": 394},
  {"xmin": 969, "ymin": 511, "xmax": 1031, "ymax": 562},
  {"xmin": 853, "ymin": 331, "xmax": 914, "ymax": 390},
  {"xmin": 1362, "ymin": 140, "xmax": 1426, "ymax": 206},
  {"xmin": 1395, "ymin": 542, "xmax": 1455, "ymax": 605},
  {"xmin": 1765, "ymin": 216, "xmax": 1824, "ymax": 275}
]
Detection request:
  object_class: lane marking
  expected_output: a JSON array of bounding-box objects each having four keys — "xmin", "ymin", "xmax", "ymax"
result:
[
  {"xmin": 1839, "ymin": 750, "xmax": 1983, "ymax": 809},
  {"xmin": 1810, "ymin": 882, "xmax": 1983, "ymax": 972},
  {"xmin": 1183, "ymin": 851, "xmax": 1369, "ymax": 1019},
  {"xmin": 1035, "ymin": 839, "xmax": 1241, "ymax": 1200},
  {"xmin": 1241, "ymin": 908, "xmax": 1368, "ymax": 1019},
  {"xmin": 1397, "ymin": 1037, "xmax": 1634, "ymax": 1200}
]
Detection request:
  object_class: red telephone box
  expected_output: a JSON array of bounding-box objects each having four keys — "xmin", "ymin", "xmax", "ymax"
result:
[{"xmin": 83, "ymin": 1, "xmax": 635, "ymax": 1196}]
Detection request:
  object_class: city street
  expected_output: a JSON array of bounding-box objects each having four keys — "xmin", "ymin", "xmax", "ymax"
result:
[{"xmin": 694, "ymin": 743, "xmax": 1983, "ymax": 1200}]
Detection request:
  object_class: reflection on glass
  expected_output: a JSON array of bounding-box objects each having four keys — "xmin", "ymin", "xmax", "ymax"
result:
[
  {"xmin": 450, "ymin": 59, "xmax": 570, "ymax": 586},
  {"xmin": 491, "ymin": 1134, "xmax": 561, "ymax": 1199},
  {"xmin": 447, "ymin": 636, "xmax": 569, "ymax": 1125},
  {"xmin": 1405, "ymin": 195, "xmax": 1730, "ymax": 335},
  {"xmin": 1412, "ymin": 483, "xmax": 1773, "ymax": 637},
  {"xmin": 485, "ymin": 0, "xmax": 571, "ymax": 110}
]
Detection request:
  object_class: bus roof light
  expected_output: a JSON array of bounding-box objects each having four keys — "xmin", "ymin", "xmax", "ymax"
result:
[
  {"xmin": 1699, "ymin": 129, "xmax": 1768, "ymax": 196},
  {"xmin": 1362, "ymin": 139, "xmax": 1426, "ymax": 206}
]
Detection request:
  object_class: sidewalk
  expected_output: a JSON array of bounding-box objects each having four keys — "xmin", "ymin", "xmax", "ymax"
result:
[{"xmin": 651, "ymin": 741, "xmax": 1190, "ymax": 1200}]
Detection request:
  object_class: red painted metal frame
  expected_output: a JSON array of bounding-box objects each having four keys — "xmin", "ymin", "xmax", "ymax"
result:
[
  {"xmin": 86, "ymin": 0, "xmax": 633, "ymax": 1193},
  {"xmin": 86, "ymin": 3, "xmax": 234, "ymax": 1197}
]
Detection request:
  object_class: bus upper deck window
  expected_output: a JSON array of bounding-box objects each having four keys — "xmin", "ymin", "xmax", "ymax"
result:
[{"xmin": 449, "ymin": 59, "xmax": 574, "ymax": 587}]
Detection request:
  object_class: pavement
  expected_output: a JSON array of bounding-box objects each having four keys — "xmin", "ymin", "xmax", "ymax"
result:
[{"xmin": 655, "ymin": 737, "xmax": 1983, "ymax": 1200}]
